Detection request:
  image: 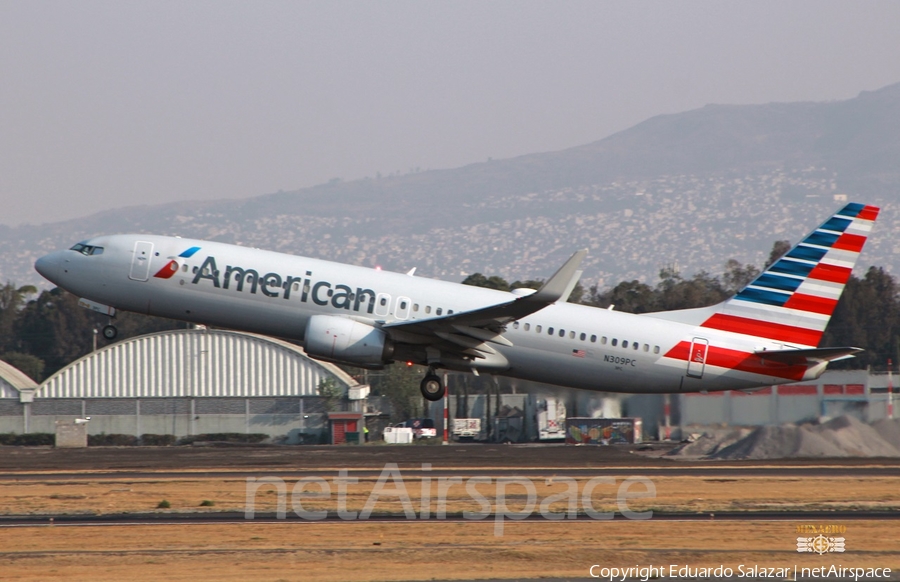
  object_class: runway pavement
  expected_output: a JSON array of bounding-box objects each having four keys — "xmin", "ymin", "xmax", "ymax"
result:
[
  {"xmin": 1, "ymin": 509, "xmax": 898, "ymax": 527},
  {"xmin": 2, "ymin": 442, "xmax": 899, "ymax": 476},
  {"xmin": 2, "ymin": 465, "xmax": 900, "ymax": 480}
]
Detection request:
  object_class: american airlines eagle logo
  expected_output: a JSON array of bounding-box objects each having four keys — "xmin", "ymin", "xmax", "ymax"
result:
[{"xmin": 153, "ymin": 246, "xmax": 201, "ymax": 279}]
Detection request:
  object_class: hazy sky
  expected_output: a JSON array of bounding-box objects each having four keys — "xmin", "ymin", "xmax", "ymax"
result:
[{"xmin": 2, "ymin": 1, "xmax": 899, "ymax": 227}]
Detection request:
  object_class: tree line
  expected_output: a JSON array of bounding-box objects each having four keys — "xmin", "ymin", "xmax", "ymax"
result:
[
  {"xmin": 1, "ymin": 239, "xmax": 897, "ymax": 385},
  {"xmin": 0, "ymin": 285, "xmax": 187, "ymax": 382}
]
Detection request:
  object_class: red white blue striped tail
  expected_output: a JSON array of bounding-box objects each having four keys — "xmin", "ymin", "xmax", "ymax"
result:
[{"xmin": 700, "ymin": 202, "xmax": 879, "ymax": 348}]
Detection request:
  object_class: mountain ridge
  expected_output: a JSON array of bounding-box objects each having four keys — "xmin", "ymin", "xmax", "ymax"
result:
[{"xmin": 3, "ymin": 83, "xmax": 899, "ymax": 290}]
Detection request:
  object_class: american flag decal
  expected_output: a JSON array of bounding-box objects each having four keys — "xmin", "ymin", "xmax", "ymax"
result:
[{"xmin": 572, "ymin": 349, "xmax": 586, "ymax": 358}]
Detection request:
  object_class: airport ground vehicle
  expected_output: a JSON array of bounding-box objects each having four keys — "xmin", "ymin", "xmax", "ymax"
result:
[
  {"xmin": 452, "ymin": 418, "xmax": 481, "ymax": 440},
  {"xmin": 402, "ymin": 418, "xmax": 436, "ymax": 438},
  {"xmin": 536, "ymin": 397, "xmax": 566, "ymax": 441}
]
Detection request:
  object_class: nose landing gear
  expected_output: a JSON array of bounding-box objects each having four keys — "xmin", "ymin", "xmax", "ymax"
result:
[{"xmin": 420, "ymin": 370, "xmax": 444, "ymax": 401}]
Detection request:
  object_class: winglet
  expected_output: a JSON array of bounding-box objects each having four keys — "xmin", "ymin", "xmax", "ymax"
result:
[
  {"xmin": 528, "ymin": 250, "xmax": 587, "ymax": 303},
  {"xmin": 557, "ymin": 269, "xmax": 583, "ymax": 304}
]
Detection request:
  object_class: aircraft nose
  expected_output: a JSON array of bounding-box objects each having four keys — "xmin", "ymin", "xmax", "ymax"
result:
[{"xmin": 34, "ymin": 252, "xmax": 60, "ymax": 283}]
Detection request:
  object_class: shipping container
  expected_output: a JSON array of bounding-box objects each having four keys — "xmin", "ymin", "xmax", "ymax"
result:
[
  {"xmin": 565, "ymin": 417, "xmax": 642, "ymax": 445},
  {"xmin": 383, "ymin": 426, "xmax": 414, "ymax": 444}
]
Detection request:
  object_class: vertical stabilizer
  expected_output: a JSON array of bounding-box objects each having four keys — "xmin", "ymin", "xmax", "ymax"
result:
[{"xmin": 699, "ymin": 202, "xmax": 879, "ymax": 348}]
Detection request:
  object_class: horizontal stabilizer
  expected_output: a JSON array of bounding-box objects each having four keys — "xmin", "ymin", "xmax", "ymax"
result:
[{"xmin": 753, "ymin": 346, "xmax": 863, "ymax": 365}]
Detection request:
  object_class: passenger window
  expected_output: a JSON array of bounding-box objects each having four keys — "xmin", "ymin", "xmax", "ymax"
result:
[
  {"xmin": 559, "ymin": 329, "xmax": 565, "ymax": 338},
  {"xmin": 580, "ymin": 333, "xmax": 586, "ymax": 341},
  {"xmin": 601, "ymin": 337, "xmax": 607, "ymax": 345},
  {"xmin": 413, "ymin": 304, "xmax": 419, "ymax": 312},
  {"xmin": 400, "ymin": 301, "xmax": 407, "ymax": 310},
  {"xmin": 622, "ymin": 340, "xmax": 628, "ymax": 348},
  {"xmin": 380, "ymin": 297, "xmax": 388, "ymax": 306},
  {"xmin": 182, "ymin": 264, "xmax": 189, "ymax": 272},
  {"xmin": 654, "ymin": 346, "xmax": 660, "ymax": 354},
  {"xmin": 590, "ymin": 335, "xmax": 596, "ymax": 343},
  {"xmin": 513, "ymin": 322, "xmax": 519, "ymax": 329},
  {"xmin": 643, "ymin": 344, "xmax": 649, "ymax": 352},
  {"xmin": 569, "ymin": 331, "xmax": 575, "ymax": 339},
  {"xmin": 524, "ymin": 323, "xmax": 531, "ymax": 331},
  {"xmin": 448, "ymin": 310, "xmax": 453, "ymax": 314},
  {"xmin": 633, "ymin": 342, "xmax": 639, "ymax": 350},
  {"xmin": 536, "ymin": 325, "xmax": 542, "ymax": 333},
  {"xmin": 425, "ymin": 306, "xmax": 432, "ymax": 314},
  {"xmin": 548, "ymin": 327, "xmax": 554, "ymax": 335},
  {"xmin": 612, "ymin": 339, "xmax": 618, "ymax": 347},
  {"xmin": 436, "ymin": 308, "xmax": 443, "ymax": 315},
  {"xmin": 193, "ymin": 266, "xmax": 199, "ymax": 274}
]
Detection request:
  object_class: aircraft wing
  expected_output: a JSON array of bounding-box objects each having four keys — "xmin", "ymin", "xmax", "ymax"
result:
[
  {"xmin": 382, "ymin": 250, "xmax": 586, "ymax": 356},
  {"xmin": 753, "ymin": 346, "xmax": 864, "ymax": 365}
]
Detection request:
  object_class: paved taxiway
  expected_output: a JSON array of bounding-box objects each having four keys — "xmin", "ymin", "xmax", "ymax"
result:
[
  {"xmin": 2, "ymin": 443, "xmax": 900, "ymax": 475},
  {"xmin": 2, "ymin": 510, "xmax": 899, "ymax": 528}
]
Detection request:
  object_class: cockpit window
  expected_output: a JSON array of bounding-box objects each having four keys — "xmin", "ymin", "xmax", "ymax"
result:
[{"xmin": 69, "ymin": 243, "xmax": 104, "ymax": 256}]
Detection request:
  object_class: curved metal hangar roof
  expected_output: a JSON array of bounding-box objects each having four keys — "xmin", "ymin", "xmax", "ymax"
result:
[{"xmin": 36, "ymin": 329, "xmax": 357, "ymax": 399}]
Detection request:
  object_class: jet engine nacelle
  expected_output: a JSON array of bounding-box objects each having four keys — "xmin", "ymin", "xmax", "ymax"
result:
[{"xmin": 304, "ymin": 315, "xmax": 394, "ymax": 366}]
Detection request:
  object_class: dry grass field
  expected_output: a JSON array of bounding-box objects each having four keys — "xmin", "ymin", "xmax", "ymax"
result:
[
  {"xmin": 0, "ymin": 474, "xmax": 898, "ymax": 516},
  {"xmin": 1, "ymin": 472, "xmax": 898, "ymax": 580},
  {"xmin": 1, "ymin": 520, "xmax": 897, "ymax": 581}
]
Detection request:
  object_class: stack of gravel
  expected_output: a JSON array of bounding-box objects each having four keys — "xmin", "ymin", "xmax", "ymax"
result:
[
  {"xmin": 669, "ymin": 416, "xmax": 900, "ymax": 460},
  {"xmin": 668, "ymin": 428, "xmax": 753, "ymax": 457}
]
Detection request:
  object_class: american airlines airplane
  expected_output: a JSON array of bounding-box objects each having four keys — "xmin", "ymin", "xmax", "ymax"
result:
[{"xmin": 34, "ymin": 202, "xmax": 878, "ymax": 401}]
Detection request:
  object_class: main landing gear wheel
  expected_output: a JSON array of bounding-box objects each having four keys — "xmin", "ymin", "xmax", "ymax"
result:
[
  {"xmin": 420, "ymin": 374, "xmax": 444, "ymax": 401},
  {"xmin": 102, "ymin": 325, "xmax": 118, "ymax": 340}
]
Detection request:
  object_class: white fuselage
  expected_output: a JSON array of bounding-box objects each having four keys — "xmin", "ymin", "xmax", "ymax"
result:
[{"xmin": 35, "ymin": 234, "xmax": 815, "ymax": 394}]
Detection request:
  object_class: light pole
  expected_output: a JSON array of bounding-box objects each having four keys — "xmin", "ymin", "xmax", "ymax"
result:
[
  {"xmin": 888, "ymin": 359, "xmax": 894, "ymax": 420},
  {"xmin": 442, "ymin": 372, "xmax": 449, "ymax": 445}
]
